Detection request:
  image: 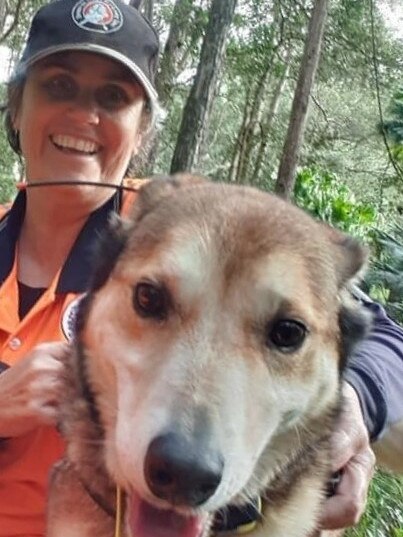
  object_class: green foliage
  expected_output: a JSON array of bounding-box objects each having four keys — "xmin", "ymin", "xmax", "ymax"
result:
[
  {"xmin": 364, "ymin": 225, "xmax": 403, "ymax": 323},
  {"xmin": 381, "ymin": 87, "xmax": 403, "ymax": 164},
  {"xmin": 345, "ymin": 470, "xmax": 403, "ymax": 537},
  {"xmin": 293, "ymin": 167, "xmax": 378, "ymax": 240}
]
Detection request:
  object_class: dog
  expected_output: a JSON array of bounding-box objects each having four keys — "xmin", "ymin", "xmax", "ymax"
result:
[{"xmin": 47, "ymin": 175, "xmax": 370, "ymax": 537}]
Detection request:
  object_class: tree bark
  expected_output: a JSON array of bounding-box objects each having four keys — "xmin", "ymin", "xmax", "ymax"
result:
[
  {"xmin": 141, "ymin": 0, "xmax": 154, "ymax": 21},
  {"xmin": 228, "ymin": 86, "xmax": 254, "ymax": 183},
  {"xmin": 0, "ymin": 0, "xmax": 25, "ymax": 45},
  {"xmin": 230, "ymin": 65, "xmax": 274, "ymax": 184},
  {"xmin": 251, "ymin": 61, "xmax": 290, "ymax": 184},
  {"xmin": 0, "ymin": 1, "xmax": 7, "ymax": 36},
  {"xmin": 274, "ymin": 0, "xmax": 328, "ymax": 199},
  {"xmin": 170, "ymin": 0, "xmax": 238, "ymax": 174},
  {"xmin": 156, "ymin": 0, "xmax": 196, "ymax": 106}
]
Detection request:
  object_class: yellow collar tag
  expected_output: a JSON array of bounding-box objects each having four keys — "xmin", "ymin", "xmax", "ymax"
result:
[{"xmin": 115, "ymin": 486, "xmax": 124, "ymax": 537}]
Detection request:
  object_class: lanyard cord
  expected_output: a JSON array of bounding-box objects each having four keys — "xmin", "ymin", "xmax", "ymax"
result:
[
  {"xmin": 17, "ymin": 180, "xmax": 141, "ymax": 194},
  {"xmin": 115, "ymin": 486, "xmax": 124, "ymax": 537}
]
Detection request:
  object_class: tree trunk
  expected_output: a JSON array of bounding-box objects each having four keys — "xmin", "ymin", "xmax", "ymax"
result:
[
  {"xmin": 228, "ymin": 87, "xmax": 254, "ymax": 183},
  {"xmin": 141, "ymin": 0, "xmax": 154, "ymax": 21},
  {"xmin": 228, "ymin": 0, "xmax": 287, "ymax": 184},
  {"xmin": 274, "ymin": 0, "xmax": 328, "ymax": 199},
  {"xmin": 156, "ymin": 0, "xmax": 196, "ymax": 106},
  {"xmin": 251, "ymin": 61, "xmax": 290, "ymax": 184},
  {"xmin": 0, "ymin": 0, "xmax": 25, "ymax": 44},
  {"xmin": 231, "ymin": 65, "xmax": 274, "ymax": 184},
  {"xmin": 0, "ymin": 1, "xmax": 7, "ymax": 36},
  {"xmin": 170, "ymin": 0, "xmax": 238, "ymax": 174}
]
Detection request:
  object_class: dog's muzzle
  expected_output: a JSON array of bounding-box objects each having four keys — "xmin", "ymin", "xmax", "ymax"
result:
[{"xmin": 144, "ymin": 431, "xmax": 224, "ymax": 507}]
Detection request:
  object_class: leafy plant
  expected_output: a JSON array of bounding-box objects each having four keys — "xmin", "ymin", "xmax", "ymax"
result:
[
  {"xmin": 381, "ymin": 87, "xmax": 403, "ymax": 163},
  {"xmin": 346, "ymin": 470, "xmax": 403, "ymax": 537},
  {"xmin": 364, "ymin": 225, "xmax": 403, "ymax": 324},
  {"xmin": 293, "ymin": 166, "xmax": 379, "ymax": 240}
]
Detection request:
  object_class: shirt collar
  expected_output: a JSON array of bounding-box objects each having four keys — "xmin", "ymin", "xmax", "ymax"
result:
[
  {"xmin": 0, "ymin": 189, "xmax": 122, "ymax": 293},
  {"xmin": 0, "ymin": 191, "xmax": 25, "ymax": 285}
]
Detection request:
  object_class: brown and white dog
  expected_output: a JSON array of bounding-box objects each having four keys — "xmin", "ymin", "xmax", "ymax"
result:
[{"xmin": 47, "ymin": 175, "xmax": 370, "ymax": 537}]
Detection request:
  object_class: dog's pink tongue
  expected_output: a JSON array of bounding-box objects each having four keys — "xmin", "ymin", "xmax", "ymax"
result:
[{"xmin": 128, "ymin": 495, "xmax": 205, "ymax": 537}]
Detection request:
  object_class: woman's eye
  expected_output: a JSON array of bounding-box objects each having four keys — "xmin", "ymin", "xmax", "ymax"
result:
[
  {"xmin": 43, "ymin": 75, "xmax": 77, "ymax": 101},
  {"xmin": 96, "ymin": 85, "xmax": 129, "ymax": 110},
  {"xmin": 133, "ymin": 282, "xmax": 170, "ymax": 321},
  {"xmin": 267, "ymin": 319, "xmax": 307, "ymax": 352}
]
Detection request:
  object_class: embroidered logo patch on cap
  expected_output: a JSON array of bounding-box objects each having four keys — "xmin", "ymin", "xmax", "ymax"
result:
[{"xmin": 72, "ymin": 0, "xmax": 123, "ymax": 34}]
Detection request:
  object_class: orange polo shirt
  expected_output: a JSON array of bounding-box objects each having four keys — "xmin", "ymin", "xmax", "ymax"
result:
[{"xmin": 0, "ymin": 182, "xmax": 141, "ymax": 536}]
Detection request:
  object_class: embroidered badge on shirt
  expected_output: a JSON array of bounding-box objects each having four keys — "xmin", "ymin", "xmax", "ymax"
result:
[
  {"xmin": 72, "ymin": 0, "xmax": 124, "ymax": 34},
  {"xmin": 61, "ymin": 294, "xmax": 86, "ymax": 341}
]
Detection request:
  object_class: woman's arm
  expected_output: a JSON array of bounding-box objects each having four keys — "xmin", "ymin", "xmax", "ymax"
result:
[
  {"xmin": 344, "ymin": 297, "xmax": 403, "ymax": 471},
  {"xmin": 319, "ymin": 296, "xmax": 403, "ymax": 531}
]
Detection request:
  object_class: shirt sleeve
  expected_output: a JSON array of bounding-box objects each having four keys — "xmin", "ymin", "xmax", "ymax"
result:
[{"xmin": 343, "ymin": 293, "xmax": 403, "ymax": 442}]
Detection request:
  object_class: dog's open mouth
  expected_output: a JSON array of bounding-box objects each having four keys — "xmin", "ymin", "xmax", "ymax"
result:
[{"xmin": 128, "ymin": 493, "xmax": 208, "ymax": 537}]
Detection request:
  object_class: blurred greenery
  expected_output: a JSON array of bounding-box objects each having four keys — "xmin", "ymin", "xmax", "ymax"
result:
[
  {"xmin": 293, "ymin": 166, "xmax": 379, "ymax": 241},
  {"xmin": 346, "ymin": 470, "xmax": 403, "ymax": 537}
]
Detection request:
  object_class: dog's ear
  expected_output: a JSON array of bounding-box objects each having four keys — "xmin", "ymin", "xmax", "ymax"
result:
[
  {"xmin": 338, "ymin": 300, "xmax": 372, "ymax": 371},
  {"xmin": 325, "ymin": 227, "xmax": 372, "ymax": 367},
  {"xmin": 131, "ymin": 173, "xmax": 208, "ymax": 223},
  {"xmin": 89, "ymin": 214, "xmax": 132, "ymax": 291},
  {"xmin": 325, "ymin": 226, "xmax": 369, "ymax": 288}
]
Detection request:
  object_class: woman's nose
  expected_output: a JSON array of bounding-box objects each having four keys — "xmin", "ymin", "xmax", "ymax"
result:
[{"xmin": 66, "ymin": 90, "xmax": 100, "ymax": 124}]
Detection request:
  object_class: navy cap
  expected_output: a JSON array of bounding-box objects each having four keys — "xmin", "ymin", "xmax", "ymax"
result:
[{"xmin": 17, "ymin": 0, "xmax": 159, "ymax": 106}]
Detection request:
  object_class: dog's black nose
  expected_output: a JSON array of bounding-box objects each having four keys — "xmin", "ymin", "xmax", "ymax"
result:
[{"xmin": 144, "ymin": 432, "xmax": 224, "ymax": 507}]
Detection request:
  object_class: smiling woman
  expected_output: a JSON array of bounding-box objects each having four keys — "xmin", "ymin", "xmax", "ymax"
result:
[
  {"xmin": 15, "ymin": 51, "xmax": 146, "ymax": 197},
  {"xmin": 0, "ymin": 1, "xmax": 160, "ymax": 536}
]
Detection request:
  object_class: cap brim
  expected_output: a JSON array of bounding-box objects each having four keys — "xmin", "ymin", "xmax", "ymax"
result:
[{"xmin": 18, "ymin": 43, "xmax": 158, "ymax": 109}]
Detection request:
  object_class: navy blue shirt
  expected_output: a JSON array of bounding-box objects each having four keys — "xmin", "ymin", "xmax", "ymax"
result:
[{"xmin": 345, "ymin": 297, "xmax": 403, "ymax": 441}]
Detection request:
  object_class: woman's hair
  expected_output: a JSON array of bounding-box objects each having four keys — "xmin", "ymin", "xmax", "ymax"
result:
[
  {"xmin": 2, "ymin": 72, "xmax": 25, "ymax": 155},
  {"xmin": 1, "ymin": 68, "xmax": 163, "ymax": 177},
  {"xmin": 126, "ymin": 98, "xmax": 164, "ymax": 176}
]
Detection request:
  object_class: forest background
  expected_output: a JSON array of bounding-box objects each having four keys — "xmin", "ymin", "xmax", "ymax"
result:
[{"xmin": 0, "ymin": 0, "xmax": 402, "ymax": 535}]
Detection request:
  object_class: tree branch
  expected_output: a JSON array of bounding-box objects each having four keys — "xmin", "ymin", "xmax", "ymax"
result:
[{"xmin": 0, "ymin": 0, "xmax": 25, "ymax": 45}]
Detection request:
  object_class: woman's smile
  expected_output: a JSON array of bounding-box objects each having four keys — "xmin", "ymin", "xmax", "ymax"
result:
[
  {"xmin": 15, "ymin": 51, "xmax": 146, "ymax": 195},
  {"xmin": 50, "ymin": 134, "xmax": 101, "ymax": 156}
]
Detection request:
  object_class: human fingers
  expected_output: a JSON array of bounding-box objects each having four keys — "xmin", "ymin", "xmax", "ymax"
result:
[
  {"xmin": 16, "ymin": 342, "xmax": 70, "ymax": 413},
  {"xmin": 0, "ymin": 342, "xmax": 70, "ymax": 435},
  {"xmin": 330, "ymin": 382, "xmax": 369, "ymax": 471},
  {"xmin": 320, "ymin": 446, "xmax": 375, "ymax": 529}
]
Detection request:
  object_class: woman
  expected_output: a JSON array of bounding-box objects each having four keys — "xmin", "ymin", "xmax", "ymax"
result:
[
  {"xmin": 0, "ymin": 1, "xmax": 401, "ymax": 536},
  {"xmin": 0, "ymin": 0, "xmax": 159, "ymax": 535}
]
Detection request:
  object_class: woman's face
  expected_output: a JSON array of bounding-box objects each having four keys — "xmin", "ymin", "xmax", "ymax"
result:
[{"xmin": 14, "ymin": 51, "xmax": 146, "ymax": 187}]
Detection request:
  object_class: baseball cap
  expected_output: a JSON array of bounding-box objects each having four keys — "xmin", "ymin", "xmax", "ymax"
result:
[{"xmin": 16, "ymin": 0, "xmax": 159, "ymax": 107}]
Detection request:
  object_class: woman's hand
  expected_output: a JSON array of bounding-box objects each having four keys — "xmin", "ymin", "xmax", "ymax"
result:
[
  {"xmin": 319, "ymin": 382, "xmax": 376, "ymax": 530},
  {"xmin": 0, "ymin": 342, "xmax": 68, "ymax": 438}
]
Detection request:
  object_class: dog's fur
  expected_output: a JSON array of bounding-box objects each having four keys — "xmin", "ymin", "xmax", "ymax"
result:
[{"xmin": 47, "ymin": 175, "xmax": 370, "ymax": 537}]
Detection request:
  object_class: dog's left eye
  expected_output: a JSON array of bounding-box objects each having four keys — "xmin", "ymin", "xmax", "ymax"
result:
[
  {"xmin": 267, "ymin": 319, "xmax": 307, "ymax": 352},
  {"xmin": 134, "ymin": 282, "xmax": 169, "ymax": 321}
]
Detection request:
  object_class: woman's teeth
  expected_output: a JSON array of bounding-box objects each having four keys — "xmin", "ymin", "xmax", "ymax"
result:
[{"xmin": 51, "ymin": 135, "xmax": 99, "ymax": 154}]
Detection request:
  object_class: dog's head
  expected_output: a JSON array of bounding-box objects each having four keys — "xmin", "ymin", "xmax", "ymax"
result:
[{"xmin": 75, "ymin": 175, "xmax": 369, "ymax": 537}]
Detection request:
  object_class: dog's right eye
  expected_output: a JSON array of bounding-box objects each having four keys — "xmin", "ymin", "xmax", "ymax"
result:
[{"xmin": 133, "ymin": 282, "xmax": 169, "ymax": 321}]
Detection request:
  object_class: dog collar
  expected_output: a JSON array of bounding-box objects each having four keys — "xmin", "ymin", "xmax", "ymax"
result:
[
  {"xmin": 212, "ymin": 496, "xmax": 262, "ymax": 534},
  {"xmin": 115, "ymin": 486, "xmax": 124, "ymax": 537}
]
